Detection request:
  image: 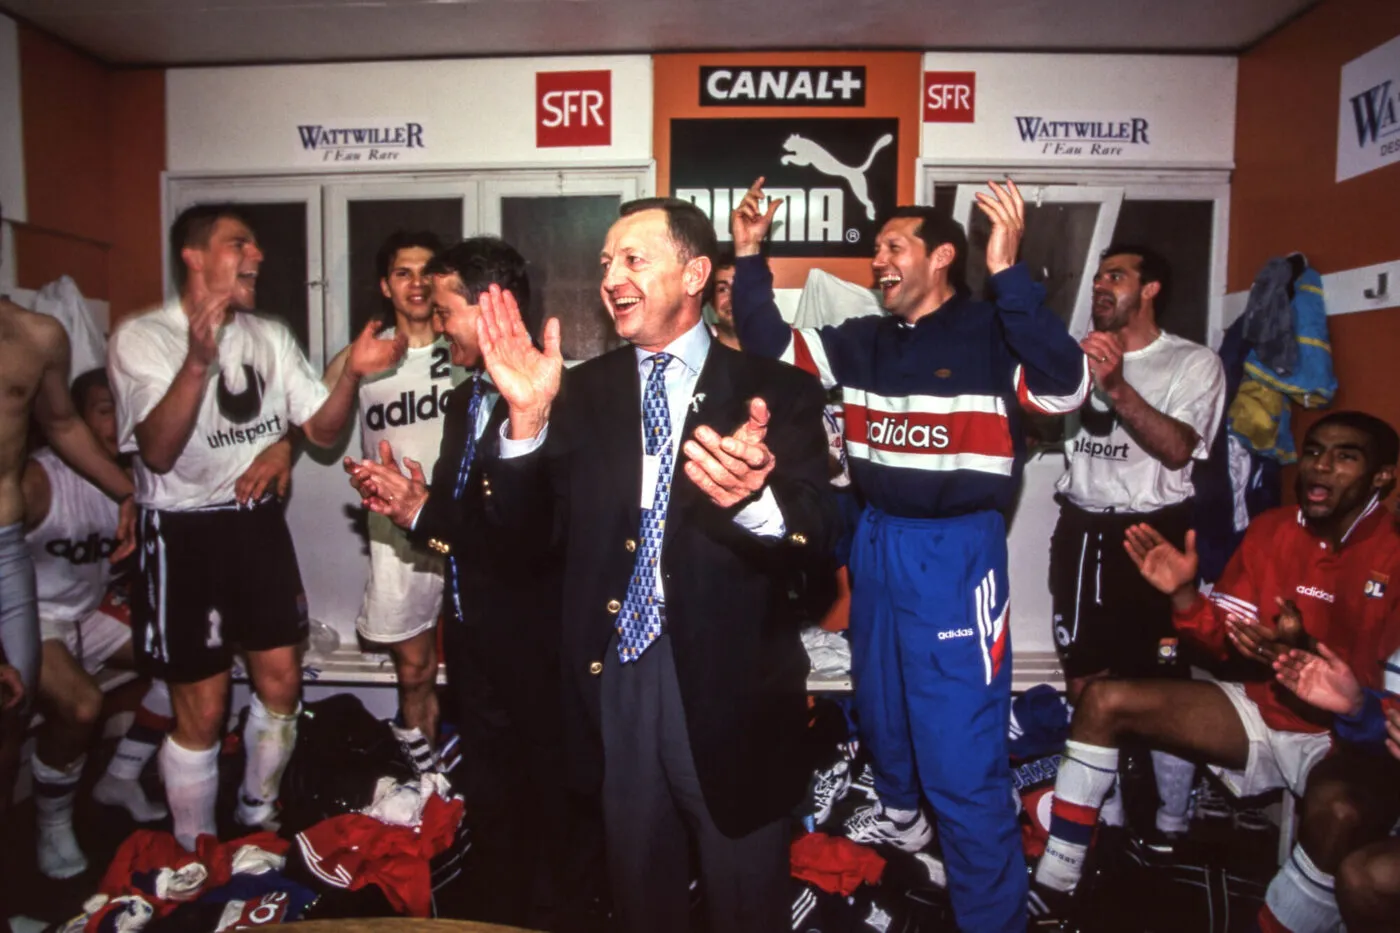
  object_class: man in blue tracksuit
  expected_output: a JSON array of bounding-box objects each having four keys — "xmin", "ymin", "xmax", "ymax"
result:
[{"xmin": 730, "ymin": 178, "xmax": 1089, "ymax": 932}]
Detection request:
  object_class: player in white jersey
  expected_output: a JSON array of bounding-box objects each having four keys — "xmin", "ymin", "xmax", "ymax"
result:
[
  {"xmin": 107, "ymin": 204, "xmax": 405, "ymax": 849},
  {"xmin": 22, "ymin": 369, "xmax": 293, "ymax": 877},
  {"xmin": 323, "ymin": 231, "xmax": 458, "ymax": 757}
]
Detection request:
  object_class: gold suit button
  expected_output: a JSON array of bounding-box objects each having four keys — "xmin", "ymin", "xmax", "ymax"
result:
[
  {"xmin": 625, "ymin": 539, "xmax": 637, "ymax": 553},
  {"xmin": 788, "ymin": 533, "xmax": 808, "ymax": 546},
  {"xmin": 588, "ymin": 661, "xmax": 603, "ymax": 675},
  {"xmin": 607, "ymin": 599, "xmax": 621, "ymax": 614}
]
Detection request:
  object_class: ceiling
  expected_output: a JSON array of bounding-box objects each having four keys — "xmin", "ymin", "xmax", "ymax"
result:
[{"xmin": 0, "ymin": 0, "xmax": 1316, "ymax": 67}]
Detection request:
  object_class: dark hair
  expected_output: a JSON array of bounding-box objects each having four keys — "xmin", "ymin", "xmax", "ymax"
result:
[
  {"xmin": 1307, "ymin": 411, "xmax": 1400, "ymax": 469},
  {"xmin": 70, "ymin": 368, "xmax": 110, "ymax": 413},
  {"xmin": 618, "ymin": 197, "xmax": 719, "ymax": 304},
  {"xmin": 169, "ymin": 203, "xmax": 252, "ymax": 291},
  {"xmin": 880, "ymin": 206, "xmax": 969, "ymax": 293},
  {"xmin": 1100, "ymin": 243, "xmax": 1171, "ymax": 312},
  {"xmin": 715, "ymin": 250, "xmax": 737, "ymax": 270},
  {"xmin": 424, "ymin": 236, "xmax": 531, "ymax": 313},
  {"xmin": 376, "ymin": 230, "xmax": 443, "ymax": 281}
]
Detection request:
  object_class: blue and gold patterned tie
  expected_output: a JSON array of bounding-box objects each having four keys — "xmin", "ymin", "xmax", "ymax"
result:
[{"xmin": 618, "ymin": 353, "xmax": 674, "ymax": 663}]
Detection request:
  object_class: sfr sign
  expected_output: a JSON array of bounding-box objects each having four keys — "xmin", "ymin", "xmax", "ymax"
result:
[
  {"xmin": 537, "ymin": 70, "xmax": 612, "ymax": 148},
  {"xmin": 924, "ymin": 72, "xmax": 976, "ymax": 123}
]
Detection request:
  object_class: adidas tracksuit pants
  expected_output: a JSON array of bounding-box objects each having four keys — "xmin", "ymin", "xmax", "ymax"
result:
[{"xmin": 848, "ymin": 507, "xmax": 1026, "ymax": 933}]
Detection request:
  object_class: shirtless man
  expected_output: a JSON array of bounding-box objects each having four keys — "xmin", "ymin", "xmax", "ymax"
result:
[{"xmin": 1, "ymin": 205, "xmax": 136, "ymax": 820}]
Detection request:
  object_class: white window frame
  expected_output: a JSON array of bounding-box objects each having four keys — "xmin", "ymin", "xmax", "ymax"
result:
[
  {"xmin": 479, "ymin": 169, "xmax": 648, "ymax": 232},
  {"xmin": 949, "ymin": 183, "xmax": 1125, "ymax": 338},
  {"xmin": 164, "ymin": 164, "xmax": 653, "ymax": 370},
  {"xmin": 919, "ymin": 163, "xmax": 1232, "ymax": 349},
  {"xmin": 322, "ymin": 179, "xmax": 479, "ymax": 363},
  {"xmin": 165, "ymin": 178, "xmax": 327, "ymax": 365}
]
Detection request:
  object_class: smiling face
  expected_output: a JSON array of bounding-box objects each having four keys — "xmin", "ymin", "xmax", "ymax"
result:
[
  {"xmin": 599, "ymin": 209, "xmax": 708, "ymax": 352},
  {"xmin": 871, "ymin": 217, "xmax": 951, "ymax": 320},
  {"xmin": 712, "ymin": 264, "xmax": 736, "ymax": 332},
  {"xmin": 80, "ymin": 385, "xmax": 119, "ymax": 459},
  {"xmin": 381, "ymin": 246, "xmax": 434, "ymax": 326},
  {"xmin": 1296, "ymin": 423, "xmax": 1394, "ymax": 528},
  {"xmin": 183, "ymin": 217, "xmax": 263, "ymax": 311},
  {"xmin": 429, "ymin": 274, "xmax": 482, "ymax": 368}
]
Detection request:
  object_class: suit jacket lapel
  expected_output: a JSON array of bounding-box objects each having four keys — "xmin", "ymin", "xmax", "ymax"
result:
[
  {"xmin": 593, "ymin": 349, "xmax": 644, "ymax": 532},
  {"xmin": 669, "ymin": 343, "xmax": 737, "ymax": 518}
]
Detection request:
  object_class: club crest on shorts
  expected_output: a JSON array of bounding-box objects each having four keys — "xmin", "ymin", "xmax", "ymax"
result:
[
  {"xmin": 206, "ymin": 607, "xmax": 223, "ymax": 648},
  {"xmin": 1157, "ymin": 637, "xmax": 1178, "ymax": 664},
  {"xmin": 1364, "ymin": 572, "xmax": 1387, "ymax": 599}
]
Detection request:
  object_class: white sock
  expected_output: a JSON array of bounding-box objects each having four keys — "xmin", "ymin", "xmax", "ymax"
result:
[
  {"xmin": 160, "ymin": 737, "xmax": 219, "ymax": 850},
  {"xmin": 34, "ymin": 754, "xmax": 88, "ymax": 879},
  {"xmin": 95, "ymin": 681, "xmax": 172, "ymax": 822},
  {"xmin": 1152, "ymin": 750, "xmax": 1196, "ymax": 835},
  {"xmin": 1100, "ymin": 780, "xmax": 1125, "ymax": 828},
  {"xmin": 1035, "ymin": 739, "xmax": 1119, "ymax": 893},
  {"xmin": 1262, "ymin": 844, "xmax": 1339, "ymax": 933},
  {"xmin": 884, "ymin": 805, "xmax": 919, "ymax": 824},
  {"xmin": 236, "ymin": 694, "xmax": 299, "ymax": 825}
]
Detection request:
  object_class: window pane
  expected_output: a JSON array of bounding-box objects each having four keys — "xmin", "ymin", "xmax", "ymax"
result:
[
  {"xmin": 347, "ymin": 198, "xmax": 464, "ymax": 338},
  {"xmin": 501, "ymin": 195, "xmax": 623, "ymax": 361},
  {"xmin": 966, "ymin": 202, "xmax": 1103, "ymax": 327},
  {"xmin": 237, "ymin": 203, "xmax": 309, "ymax": 352},
  {"xmin": 1110, "ymin": 200, "xmax": 1215, "ymax": 345}
]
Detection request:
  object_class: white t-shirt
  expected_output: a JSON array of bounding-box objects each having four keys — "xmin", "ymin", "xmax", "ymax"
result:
[
  {"xmin": 25, "ymin": 448, "xmax": 118, "ymax": 624},
  {"xmin": 358, "ymin": 333, "xmax": 466, "ymax": 478},
  {"xmin": 108, "ymin": 299, "xmax": 330, "ymax": 511},
  {"xmin": 1057, "ymin": 331, "xmax": 1225, "ymax": 513}
]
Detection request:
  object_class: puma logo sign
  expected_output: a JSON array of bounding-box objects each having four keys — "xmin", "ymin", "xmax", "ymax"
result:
[{"xmin": 780, "ymin": 132, "xmax": 893, "ymax": 221}]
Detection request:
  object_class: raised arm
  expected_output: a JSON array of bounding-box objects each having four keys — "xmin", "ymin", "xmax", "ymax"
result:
[
  {"xmin": 129, "ymin": 291, "xmax": 224, "ymax": 474},
  {"xmin": 33, "ymin": 321, "xmax": 133, "ymax": 503},
  {"xmin": 302, "ymin": 320, "xmax": 406, "ymax": 448},
  {"xmin": 731, "ymin": 177, "xmax": 849, "ymax": 390},
  {"xmin": 973, "ymin": 181, "xmax": 1090, "ymax": 415}
]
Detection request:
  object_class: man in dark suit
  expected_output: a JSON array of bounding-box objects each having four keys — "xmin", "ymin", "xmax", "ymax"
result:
[
  {"xmin": 470, "ymin": 197, "xmax": 838, "ymax": 933},
  {"xmin": 343, "ymin": 237, "xmax": 590, "ymax": 931}
]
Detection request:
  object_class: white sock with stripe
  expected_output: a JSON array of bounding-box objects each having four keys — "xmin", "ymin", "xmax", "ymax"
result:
[
  {"xmin": 1261, "ymin": 843, "xmax": 1339, "ymax": 933},
  {"xmin": 1035, "ymin": 739, "xmax": 1118, "ymax": 893}
]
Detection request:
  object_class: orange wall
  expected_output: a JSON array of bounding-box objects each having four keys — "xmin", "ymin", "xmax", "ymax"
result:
[
  {"xmin": 108, "ymin": 69, "xmax": 167, "ymax": 324},
  {"xmin": 13, "ymin": 24, "xmax": 165, "ymax": 320},
  {"xmin": 1230, "ymin": 0, "xmax": 1400, "ymax": 452},
  {"xmin": 654, "ymin": 52, "xmax": 922, "ymax": 290}
]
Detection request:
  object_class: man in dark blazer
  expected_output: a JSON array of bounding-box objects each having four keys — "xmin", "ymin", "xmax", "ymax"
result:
[
  {"xmin": 343, "ymin": 237, "xmax": 593, "ymax": 931},
  {"xmin": 471, "ymin": 198, "xmax": 838, "ymax": 933}
]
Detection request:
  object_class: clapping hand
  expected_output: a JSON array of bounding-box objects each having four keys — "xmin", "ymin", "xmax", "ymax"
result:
[
  {"xmin": 475, "ymin": 284, "xmax": 563, "ymax": 441},
  {"xmin": 682, "ymin": 397, "xmax": 777, "ymax": 509},
  {"xmin": 973, "ymin": 180, "xmax": 1026, "ymax": 276}
]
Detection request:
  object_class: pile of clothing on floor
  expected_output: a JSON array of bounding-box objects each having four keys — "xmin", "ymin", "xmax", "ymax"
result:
[
  {"xmin": 55, "ymin": 696, "xmax": 469, "ymax": 933},
  {"xmin": 786, "ymin": 689, "xmax": 1277, "ymax": 932}
]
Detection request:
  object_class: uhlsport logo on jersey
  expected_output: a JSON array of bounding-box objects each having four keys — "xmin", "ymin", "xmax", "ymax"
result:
[{"xmin": 671, "ymin": 117, "xmax": 898, "ymax": 258}]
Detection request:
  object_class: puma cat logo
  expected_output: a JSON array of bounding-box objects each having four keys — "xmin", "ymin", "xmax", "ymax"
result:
[{"xmin": 780, "ymin": 132, "xmax": 894, "ymax": 221}]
